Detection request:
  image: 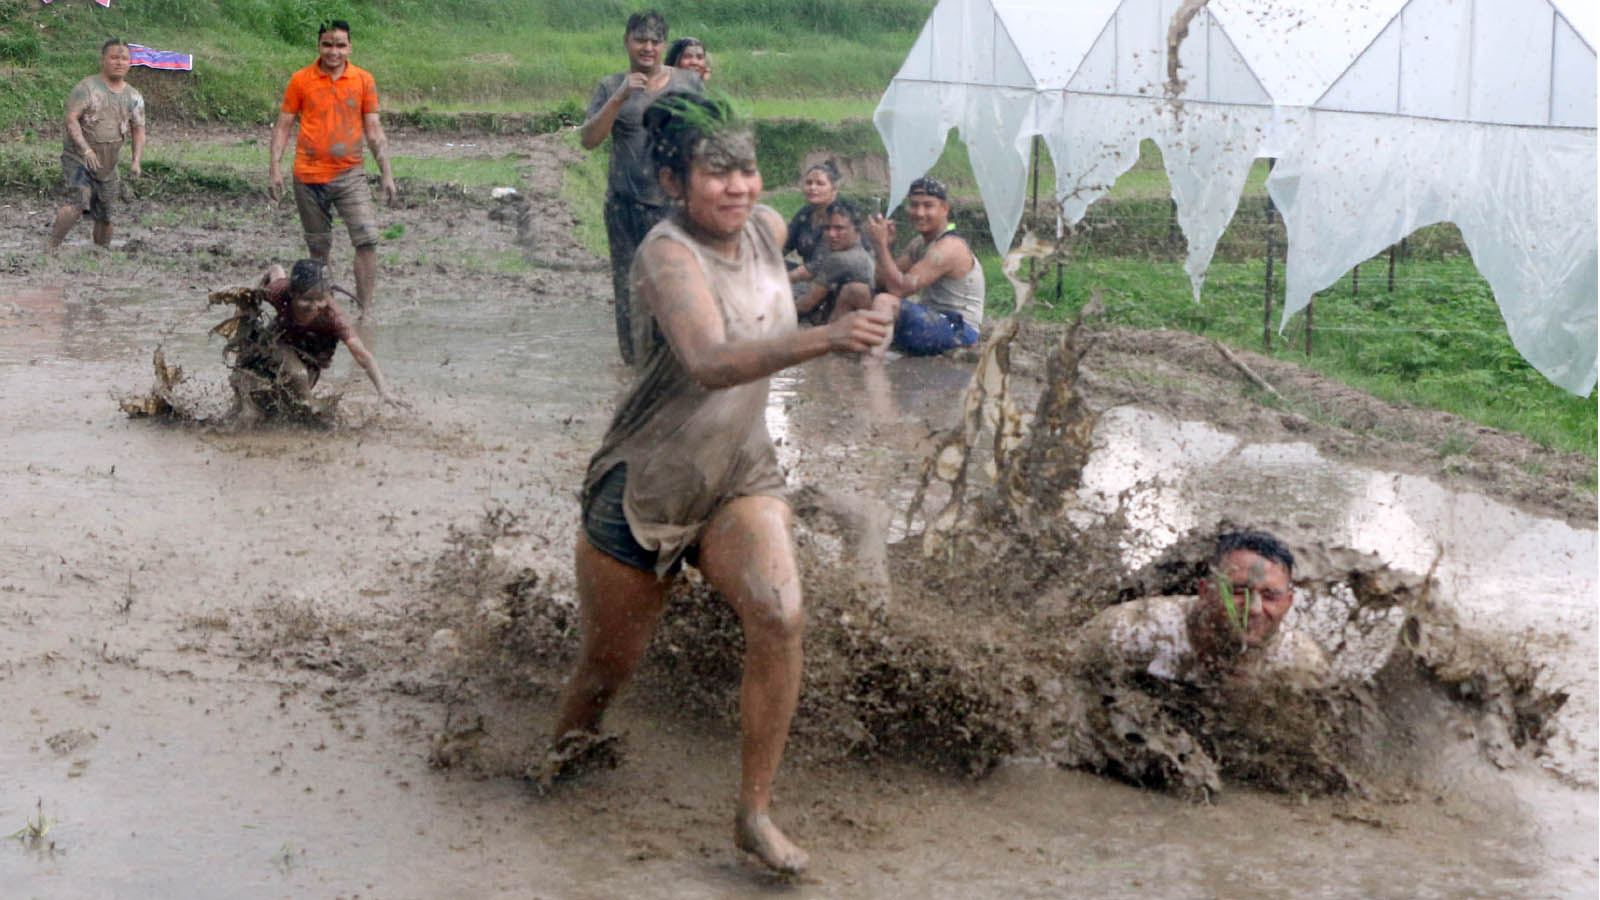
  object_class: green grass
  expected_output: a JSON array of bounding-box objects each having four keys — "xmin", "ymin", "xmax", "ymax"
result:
[{"xmin": 0, "ymin": 0, "xmax": 929, "ymax": 131}]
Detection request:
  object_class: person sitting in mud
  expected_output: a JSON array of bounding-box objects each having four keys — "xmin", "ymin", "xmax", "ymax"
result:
[
  {"xmin": 1069, "ymin": 530, "xmax": 1329, "ymax": 685},
  {"xmin": 793, "ymin": 200, "xmax": 875, "ymax": 327},
  {"xmin": 863, "ymin": 176, "xmax": 986, "ymax": 357},
  {"xmin": 664, "ymin": 36, "xmax": 711, "ymax": 82},
  {"xmin": 784, "ymin": 161, "xmax": 844, "ymax": 281},
  {"xmin": 228, "ymin": 259, "xmax": 401, "ymax": 424},
  {"xmin": 546, "ymin": 92, "xmax": 890, "ymax": 876}
]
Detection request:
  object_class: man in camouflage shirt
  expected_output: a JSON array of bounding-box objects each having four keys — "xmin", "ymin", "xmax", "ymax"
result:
[{"xmin": 47, "ymin": 39, "xmax": 146, "ymax": 251}]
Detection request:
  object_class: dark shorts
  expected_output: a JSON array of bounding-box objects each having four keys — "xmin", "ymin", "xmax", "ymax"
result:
[
  {"xmin": 603, "ymin": 195, "xmax": 670, "ymax": 365},
  {"xmin": 581, "ymin": 463, "xmax": 695, "ymax": 575},
  {"xmin": 293, "ymin": 167, "xmax": 380, "ymax": 255},
  {"xmin": 60, "ymin": 154, "xmax": 116, "ymax": 224},
  {"xmin": 892, "ymin": 301, "xmax": 980, "ymax": 356}
]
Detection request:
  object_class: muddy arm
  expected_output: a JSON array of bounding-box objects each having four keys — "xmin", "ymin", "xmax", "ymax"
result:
[
  {"xmin": 362, "ymin": 112, "xmax": 397, "ymax": 205},
  {"xmin": 64, "ymin": 90, "xmax": 97, "ymax": 170},
  {"xmin": 129, "ymin": 123, "xmax": 144, "ymax": 177},
  {"xmin": 268, "ymin": 112, "xmax": 296, "ymax": 200},
  {"xmin": 343, "ymin": 334, "xmax": 396, "ymax": 403}
]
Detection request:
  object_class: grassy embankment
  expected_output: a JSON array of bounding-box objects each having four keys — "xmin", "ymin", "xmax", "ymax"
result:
[{"xmin": 1, "ymin": 0, "xmax": 1590, "ymax": 456}]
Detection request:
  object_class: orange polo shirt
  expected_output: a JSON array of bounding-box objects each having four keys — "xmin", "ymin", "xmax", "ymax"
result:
[{"xmin": 280, "ymin": 60, "xmax": 379, "ymax": 184}]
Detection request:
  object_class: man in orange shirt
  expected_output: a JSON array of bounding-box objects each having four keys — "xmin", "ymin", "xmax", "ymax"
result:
[{"xmin": 268, "ymin": 20, "xmax": 396, "ymax": 320}]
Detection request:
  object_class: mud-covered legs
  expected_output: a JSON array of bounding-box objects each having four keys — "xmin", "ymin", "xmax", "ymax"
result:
[
  {"xmin": 553, "ymin": 494, "xmax": 809, "ymax": 874},
  {"xmin": 552, "ymin": 536, "xmax": 669, "ymax": 737},
  {"xmin": 697, "ymin": 495, "xmax": 809, "ymax": 874}
]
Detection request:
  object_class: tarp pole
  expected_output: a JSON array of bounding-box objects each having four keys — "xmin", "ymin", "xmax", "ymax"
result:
[{"xmin": 1263, "ymin": 159, "xmax": 1276, "ymax": 351}]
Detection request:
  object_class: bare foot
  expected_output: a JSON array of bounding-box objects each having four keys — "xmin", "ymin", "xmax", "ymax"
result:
[
  {"xmin": 734, "ymin": 810, "xmax": 808, "ymax": 875},
  {"xmin": 526, "ymin": 729, "xmax": 622, "ymax": 795}
]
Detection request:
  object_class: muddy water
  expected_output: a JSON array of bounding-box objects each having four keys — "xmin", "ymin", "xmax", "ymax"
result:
[{"xmin": 3, "ymin": 257, "xmax": 1596, "ymax": 899}]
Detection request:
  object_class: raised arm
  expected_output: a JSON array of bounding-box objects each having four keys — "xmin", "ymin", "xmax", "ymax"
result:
[
  {"xmin": 871, "ymin": 229, "xmax": 968, "ymax": 298},
  {"xmin": 362, "ymin": 111, "xmax": 397, "ymax": 205},
  {"xmin": 268, "ymin": 111, "xmax": 297, "ymax": 201},
  {"xmin": 639, "ymin": 213, "xmax": 887, "ymax": 389},
  {"xmin": 580, "ymin": 74, "xmax": 645, "ymax": 150}
]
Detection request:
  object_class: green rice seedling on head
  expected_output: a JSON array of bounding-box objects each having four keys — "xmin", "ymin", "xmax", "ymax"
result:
[{"xmin": 1211, "ymin": 568, "xmax": 1252, "ymax": 645}]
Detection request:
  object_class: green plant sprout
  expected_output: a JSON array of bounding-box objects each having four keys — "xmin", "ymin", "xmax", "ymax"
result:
[
  {"xmin": 1211, "ymin": 569, "xmax": 1253, "ymax": 640},
  {"xmin": 8, "ymin": 797, "xmax": 53, "ymax": 848}
]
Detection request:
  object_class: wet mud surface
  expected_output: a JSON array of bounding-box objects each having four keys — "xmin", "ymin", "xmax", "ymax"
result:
[{"xmin": 1, "ymin": 130, "xmax": 1595, "ymax": 897}]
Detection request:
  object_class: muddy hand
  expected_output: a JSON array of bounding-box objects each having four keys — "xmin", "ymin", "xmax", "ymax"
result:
[
  {"xmin": 827, "ymin": 309, "xmax": 891, "ymax": 355},
  {"xmin": 268, "ymin": 169, "xmax": 284, "ymax": 202},
  {"xmin": 81, "ymin": 147, "xmax": 101, "ymax": 172},
  {"xmin": 382, "ymin": 176, "xmax": 398, "ymax": 207},
  {"xmin": 620, "ymin": 71, "xmax": 649, "ymax": 99}
]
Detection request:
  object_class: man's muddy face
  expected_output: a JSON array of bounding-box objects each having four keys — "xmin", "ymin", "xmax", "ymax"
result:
[
  {"xmin": 290, "ymin": 289, "xmax": 330, "ymax": 324},
  {"xmin": 318, "ymin": 30, "xmax": 351, "ymax": 72},
  {"xmin": 626, "ymin": 31, "xmax": 664, "ymax": 71},
  {"xmin": 906, "ymin": 193, "xmax": 949, "ymax": 237},
  {"xmin": 100, "ymin": 44, "xmax": 131, "ymax": 81},
  {"xmin": 1201, "ymin": 549, "xmax": 1294, "ymax": 648},
  {"xmin": 822, "ymin": 212, "xmax": 858, "ymax": 253}
]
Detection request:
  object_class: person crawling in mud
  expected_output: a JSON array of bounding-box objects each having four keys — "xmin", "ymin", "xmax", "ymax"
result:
[
  {"xmin": 227, "ymin": 259, "xmax": 401, "ymax": 425},
  {"xmin": 546, "ymin": 92, "xmax": 890, "ymax": 876},
  {"xmin": 1070, "ymin": 530, "xmax": 1329, "ymax": 685},
  {"xmin": 792, "ymin": 199, "xmax": 876, "ymax": 326},
  {"xmin": 863, "ymin": 176, "xmax": 985, "ymax": 357}
]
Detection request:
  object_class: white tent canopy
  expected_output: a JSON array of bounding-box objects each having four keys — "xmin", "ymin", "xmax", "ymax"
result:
[{"xmin": 873, "ymin": 0, "xmax": 1598, "ymax": 394}]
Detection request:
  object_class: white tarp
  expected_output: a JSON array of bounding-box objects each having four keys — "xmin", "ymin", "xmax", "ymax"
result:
[{"xmin": 874, "ymin": 0, "xmax": 1598, "ymax": 395}]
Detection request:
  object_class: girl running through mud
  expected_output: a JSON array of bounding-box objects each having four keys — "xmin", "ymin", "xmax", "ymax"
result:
[{"xmin": 548, "ymin": 92, "xmax": 890, "ymax": 875}]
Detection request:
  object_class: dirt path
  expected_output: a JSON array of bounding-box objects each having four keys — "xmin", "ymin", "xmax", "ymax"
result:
[{"xmin": 0, "ymin": 130, "xmax": 1593, "ymax": 897}]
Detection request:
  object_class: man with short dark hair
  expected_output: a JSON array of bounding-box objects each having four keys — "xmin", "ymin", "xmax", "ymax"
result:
[
  {"xmin": 1069, "ymin": 530, "xmax": 1328, "ymax": 684},
  {"xmin": 269, "ymin": 20, "xmax": 397, "ymax": 320},
  {"xmin": 794, "ymin": 200, "xmax": 875, "ymax": 326},
  {"xmin": 863, "ymin": 176, "xmax": 986, "ymax": 356},
  {"xmin": 47, "ymin": 39, "xmax": 146, "ymax": 251},
  {"xmin": 580, "ymin": 9, "xmax": 703, "ymax": 364}
]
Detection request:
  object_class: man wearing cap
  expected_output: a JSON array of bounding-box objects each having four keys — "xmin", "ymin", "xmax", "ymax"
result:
[
  {"xmin": 228, "ymin": 259, "xmax": 401, "ymax": 425},
  {"xmin": 863, "ymin": 176, "xmax": 986, "ymax": 357},
  {"xmin": 268, "ymin": 19, "xmax": 397, "ymax": 321},
  {"xmin": 580, "ymin": 9, "xmax": 703, "ymax": 365}
]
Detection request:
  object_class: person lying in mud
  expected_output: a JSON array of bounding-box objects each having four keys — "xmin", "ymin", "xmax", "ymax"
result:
[
  {"xmin": 1069, "ymin": 530, "xmax": 1329, "ymax": 685},
  {"xmin": 863, "ymin": 176, "xmax": 986, "ymax": 357},
  {"xmin": 793, "ymin": 199, "xmax": 875, "ymax": 326},
  {"xmin": 227, "ymin": 259, "xmax": 401, "ymax": 424},
  {"xmin": 546, "ymin": 92, "xmax": 890, "ymax": 876}
]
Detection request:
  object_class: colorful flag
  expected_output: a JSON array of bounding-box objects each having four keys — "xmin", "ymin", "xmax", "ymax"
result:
[{"xmin": 128, "ymin": 44, "xmax": 193, "ymax": 71}]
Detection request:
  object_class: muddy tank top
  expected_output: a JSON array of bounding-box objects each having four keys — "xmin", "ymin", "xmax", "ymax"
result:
[
  {"xmin": 584, "ymin": 206, "xmax": 795, "ymax": 576},
  {"xmin": 909, "ymin": 232, "xmax": 986, "ymax": 328}
]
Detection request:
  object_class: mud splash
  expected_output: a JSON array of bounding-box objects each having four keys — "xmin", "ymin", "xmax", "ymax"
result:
[{"xmin": 416, "ymin": 302, "xmax": 1571, "ymax": 804}]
